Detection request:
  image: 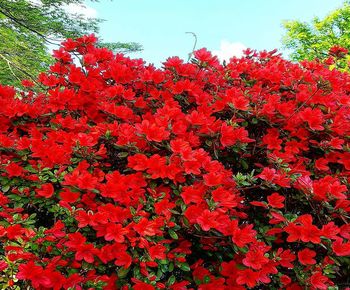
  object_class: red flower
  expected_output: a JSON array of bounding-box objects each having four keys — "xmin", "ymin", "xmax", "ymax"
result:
[
  {"xmin": 65, "ymin": 232, "xmax": 86, "ymax": 249},
  {"xmin": 115, "ymin": 251, "xmax": 132, "ymax": 269},
  {"xmin": 170, "ymin": 281, "xmax": 190, "ymax": 290},
  {"xmin": 267, "ymin": 193, "xmax": 285, "ymax": 208},
  {"xmin": 332, "ymin": 238, "xmax": 350, "ymax": 256},
  {"xmin": 154, "ymin": 199, "xmax": 175, "ymax": 219},
  {"xmin": 220, "ymin": 123, "xmax": 254, "ymax": 147},
  {"xmin": 299, "ymin": 108, "xmax": 324, "ymax": 131},
  {"xmin": 212, "ymin": 187, "xmax": 238, "ymax": 207},
  {"xmin": 298, "ymin": 248, "xmax": 316, "ymax": 265},
  {"xmin": 285, "ymin": 215, "xmax": 321, "ymax": 244},
  {"xmin": 309, "ymin": 272, "xmax": 329, "ymax": 290},
  {"xmin": 203, "ymin": 171, "xmax": 223, "ymax": 186},
  {"xmin": 37, "ymin": 183, "xmax": 55, "ymax": 198},
  {"xmin": 75, "ymin": 210, "xmax": 97, "ymax": 228},
  {"xmin": 64, "ymin": 273, "xmax": 84, "ymax": 289},
  {"xmin": 196, "ymin": 209, "xmax": 219, "ymax": 231},
  {"xmin": 262, "ymin": 128, "xmax": 282, "ymax": 150},
  {"xmin": 340, "ymin": 224, "xmax": 350, "ymax": 240},
  {"xmin": 236, "ymin": 269, "xmax": 259, "ymax": 288},
  {"xmin": 5, "ymin": 162, "xmax": 25, "ymax": 177},
  {"xmin": 230, "ymin": 220, "xmax": 256, "ymax": 248},
  {"xmin": 257, "ymin": 168, "xmax": 276, "ymax": 182},
  {"xmin": 45, "ymin": 221, "xmax": 66, "ymax": 238},
  {"xmin": 280, "ymin": 275, "xmax": 291, "ymax": 286},
  {"xmin": 146, "ymin": 154, "xmax": 167, "ymax": 179},
  {"xmin": 16, "ymin": 261, "xmax": 51, "ymax": 288},
  {"xmin": 321, "ymin": 222, "xmax": 339, "ymax": 240},
  {"xmin": 181, "ymin": 184, "xmax": 205, "ymax": 204},
  {"xmin": 103, "ymin": 223, "xmax": 129, "ymax": 243},
  {"xmin": 148, "ymin": 244, "xmax": 167, "ymax": 260},
  {"xmin": 43, "ymin": 270, "xmax": 65, "ymax": 290},
  {"xmin": 59, "ymin": 188, "xmax": 80, "ymax": 203},
  {"xmin": 128, "ymin": 154, "xmax": 149, "ymax": 171},
  {"xmin": 242, "ymin": 249, "xmax": 269, "ymax": 270},
  {"xmin": 132, "ymin": 218, "xmax": 161, "ymax": 237},
  {"xmin": 193, "ymin": 48, "xmax": 219, "ymax": 66},
  {"xmin": 21, "ymin": 79, "xmax": 35, "ymax": 87},
  {"xmin": 226, "ymin": 88, "xmax": 249, "ymax": 111},
  {"xmin": 0, "ymin": 261, "xmax": 8, "ymax": 271},
  {"xmin": 269, "ymin": 211, "xmax": 286, "ymax": 224},
  {"xmin": 329, "ymin": 45, "xmax": 348, "ymax": 58},
  {"xmin": 75, "ymin": 243, "xmax": 98, "ymax": 263},
  {"xmin": 277, "ymin": 249, "xmax": 296, "ymax": 268},
  {"xmin": 135, "ymin": 119, "xmax": 170, "ymax": 142},
  {"xmin": 6, "ymin": 224, "xmax": 25, "ymax": 240}
]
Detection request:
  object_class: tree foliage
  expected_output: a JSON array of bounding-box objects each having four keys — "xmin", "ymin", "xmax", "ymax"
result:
[
  {"xmin": 0, "ymin": 0, "xmax": 142, "ymax": 87},
  {"xmin": 282, "ymin": 1, "xmax": 350, "ymax": 69}
]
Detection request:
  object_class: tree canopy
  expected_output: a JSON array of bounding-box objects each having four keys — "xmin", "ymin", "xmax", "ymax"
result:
[
  {"xmin": 0, "ymin": 0, "xmax": 142, "ymax": 87},
  {"xmin": 282, "ymin": 1, "xmax": 350, "ymax": 69}
]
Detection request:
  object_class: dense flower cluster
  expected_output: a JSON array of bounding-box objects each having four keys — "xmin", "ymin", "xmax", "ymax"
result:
[{"xmin": 1, "ymin": 35, "xmax": 350, "ymax": 289}]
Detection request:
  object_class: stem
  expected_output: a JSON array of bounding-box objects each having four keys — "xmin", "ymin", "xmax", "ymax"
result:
[{"xmin": 186, "ymin": 32, "xmax": 198, "ymax": 62}]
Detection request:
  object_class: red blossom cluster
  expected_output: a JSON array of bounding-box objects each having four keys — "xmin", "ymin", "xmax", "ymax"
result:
[{"xmin": 1, "ymin": 34, "xmax": 350, "ymax": 289}]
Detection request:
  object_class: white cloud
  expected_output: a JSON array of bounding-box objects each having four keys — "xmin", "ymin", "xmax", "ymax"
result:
[
  {"xmin": 64, "ymin": 3, "xmax": 98, "ymax": 19},
  {"xmin": 213, "ymin": 40, "xmax": 247, "ymax": 62}
]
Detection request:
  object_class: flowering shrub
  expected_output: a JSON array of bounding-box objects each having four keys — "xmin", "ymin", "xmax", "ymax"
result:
[{"xmin": 1, "ymin": 35, "xmax": 350, "ymax": 289}]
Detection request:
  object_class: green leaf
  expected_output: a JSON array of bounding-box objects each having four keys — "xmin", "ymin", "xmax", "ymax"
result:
[
  {"xmin": 240, "ymin": 159, "xmax": 249, "ymax": 170},
  {"xmin": 177, "ymin": 262, "xmax": 190, "ymax": 272},
  {"xmin": 117, "ymin": 267, "xmax": 130, "ymax": 278},
  {"xmin": 2, "ymin": 185, "xmax": 10, "ymax": 192},
  {"xmin": 159, "ymin": 259, "xmax": 168, "ymax": 265},
  {"xmin": 203, "ymin": 276, "xmax": 211, "ymax": 283},
  {"xmin": 168, "ymin": 262, "xmax": 174, "ymax": 272},
  {"xmin": 169, "ymin": 229, "xmax": 178, "ymax": 240},
  {"xmin": 117, "ymin": 152, "xmax": 128, "ymax": 158},
  {"xmin": 167, "ymin": 275, "xmax": 176, "ymax": 286},
  {"xmin": 129, "ymin": 206, "xmax": 136, "ymax": 215}
]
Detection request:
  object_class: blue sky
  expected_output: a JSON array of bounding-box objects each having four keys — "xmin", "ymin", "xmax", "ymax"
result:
[{"xmin": 84, "ymin": 0, "xmax": 345, "ymax": 66}]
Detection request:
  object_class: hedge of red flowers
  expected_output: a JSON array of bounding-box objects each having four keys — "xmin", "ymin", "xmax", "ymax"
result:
[{"xmin": 1, "ymin": 34, "xmax": 350, "ymax": 289}]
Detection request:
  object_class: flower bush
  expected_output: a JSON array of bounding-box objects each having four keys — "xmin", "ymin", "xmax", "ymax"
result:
[{"xmin": 1, "ymin": 35, "xmax": 350, "ymax": 289}]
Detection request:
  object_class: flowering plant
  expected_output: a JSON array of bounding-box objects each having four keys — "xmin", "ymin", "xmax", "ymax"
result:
[{"xmin": 1, "ymin": 35, "xmax": 350, "ymax": 289}]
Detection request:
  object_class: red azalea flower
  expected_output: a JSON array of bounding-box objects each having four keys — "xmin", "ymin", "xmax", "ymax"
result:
[
  {"xmin": 277, "ymin": 248, "xmax": 296, "ymax": 268},
  {"xmin": 75, "ymin": 243, "xmax": 98, "ymax": 263},
  {"xmin": 267, "ymin": 192, "xmax": 285, "ymax": 208},
  {"xmin": 0, "ymin": 261, "xmax": 8, "ymax": 271},
  {"xmin": 231, "ymin": 220, "xmax": 257, "ymax": 248},
  {"xmin": 309, "ymin": 272, "xmax": 329, "ymax": 290},
  {"xmin": 298, "ymin": 248, "xmax": 316, "ymax": 265},
  {"xmin": 5, "ymin": 162, "xmax": 25, "ymax": 177},
  {"xmin": 242, "ymin": 249, "xmax": 269, "ymax": 270},
  {"xmin": 196, "ymin": 209, "xmax": 219, "ymax": 231},
  {"xmin": 36, "ymin": 183, "xmax": 55, "ymax": 198},
  {"xmin": 236, "ymin": 269, "xmax": 260, "ymax": 288},
  {"xmin": 332, "ymin": 238, "xmax": 350, "ymax": 256}
]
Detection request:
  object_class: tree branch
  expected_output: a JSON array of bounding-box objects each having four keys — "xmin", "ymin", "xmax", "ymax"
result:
[
  {"xmin": 0, "ymin": 53, "xmax": 21, "ymax": 83},
  {"xmin": 0, "ymin": 53, "xmax": 43, "ymax": 88},
  {"xmin": 0, "ymin": 7, "xmax": 60, "ymax": 46}
]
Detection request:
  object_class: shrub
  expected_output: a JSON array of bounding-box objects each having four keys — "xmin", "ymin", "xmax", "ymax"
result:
[{"xmin": 1, "ymin": 35, "xmax": 350, "ymax": 289}]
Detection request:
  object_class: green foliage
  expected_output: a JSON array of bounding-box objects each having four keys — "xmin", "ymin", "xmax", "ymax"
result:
[
  {"xmin": 0, "ymin": 0, "xmax": 142, "ymax": 87},
  {"xmin": 282, "ymin": 1, "xmax": 350, "ymax": 68}
]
